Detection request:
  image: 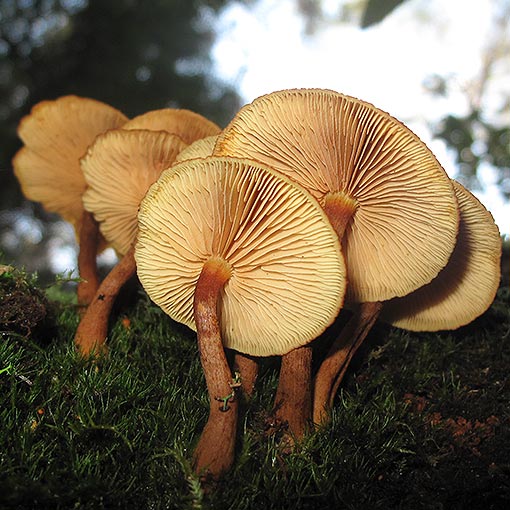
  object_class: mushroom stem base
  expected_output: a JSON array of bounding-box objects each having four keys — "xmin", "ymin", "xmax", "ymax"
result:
[
  {"xmin": 273, "ymin": 344, "xmax": 313, "ymax": 444},
  {"xmin": 193, "ymin": 257, "xmax": 237, "ymax": 480},
  {"xmin": 313, "ymin": 301, "xmax": 383, "ymax": 425},
  {"xmin": 77, "ymin": 210, "xmax": 101, "ymax": 313},
  {"xmin": 74, "ymin": 244, "xmax": 137, "ymax": 357}
]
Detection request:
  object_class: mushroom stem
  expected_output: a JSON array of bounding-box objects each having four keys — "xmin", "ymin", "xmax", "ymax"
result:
[
  {"xmin": 313, "ymin": 301, "xmax": 383, "ymax": 425},
  {"xmin": 192, "ymin": 257, "xmax": 238, "ymax": 480},
  {"xmin": 233, "ymin": 352, "xmax": 259, "ymax": 400},
  {"xmin": 273, "ymin": 344, "xmax": 313, "ymax": 443},
  {"xmin": 77, "ymin": 210, "xmax": 101, "ymax": 312},
  {"xmin": 74, "ymin": 244, "xmax": 137, "ymax": 357},
  {"xmin": 269, "ymin": 193, "xmax": 355, "ymax": 444},
  {"xmin": 323, "ymin": 191, "xmax": 358, "ymax": 238},
  {"xmin": 307, "ymin": 191, "xmax": 361, "ymax": 426},
  {"xmin": 328, "ymin": 304, "xmax": 382, "ymax": 402}
]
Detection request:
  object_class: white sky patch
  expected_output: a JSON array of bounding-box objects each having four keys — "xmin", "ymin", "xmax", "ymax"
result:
[
  {"xmin": 213, "ymin": 0, "xmax": 492, "ymax": 117},
  {"xmin": 212, "ymin": 0, "xmax": 509, "ymax": 236}
]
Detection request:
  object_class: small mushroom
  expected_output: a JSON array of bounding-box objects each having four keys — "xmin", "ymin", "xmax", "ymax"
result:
[
  {"xmin": 12, "ymin": 96, "xmax": 128, "ymax": 307},
  {"xmin": 381, "ymin": 180, "xmax": 502, "ymax": 330},
  {"xmin": 214, "ymin": 88, "xmax": 459, "ymax": 426},
  {"xmin": 135, "ymin": 156, "xmax": 346, "ymax": 479},
  {"xmin": 74, "ymin": 129, "xmax": 187, "ymax": 356},
  {"xmin": 174, "ymin": 135, "xmax": 218, "ymax": 163},
  {"xmin": 122, "ymin": 108, "xmax": 221, "ymax": 144}
]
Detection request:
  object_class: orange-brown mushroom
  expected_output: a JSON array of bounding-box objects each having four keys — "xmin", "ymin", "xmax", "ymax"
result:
[
  {"xmin": 75, "ymin": 129, "xmax": 187, "ymax": 356},
  {"xmin": 173, "ymin": 134, "xmax": 260, "ymax": 399},
  {"xmin": 382, "ymin": 180, "xmax": 502, "ymax": 331},
  {"xmin": 322, "ymin": 181, "xmax": 502, "ymax": 412},
  {"xmin": 122, "ymin": 108, "xmax": 221, "ymax": 144},
  {"xmin": 135, "ymin": 156, "xmax": 346, "ymax": 479},
  {"xmin": 214, "ymin": 88, "xmax": 459, "ymax": 426},
  {"xmin": 172, "ymin": 131, "xmax": 263, "ymax": 401},
  {"xmin": 12, "ymin": 95, "xmax": 128, "ymax": 308},
  {"xmin": 174, "ymin": 135, "xmax": 218, "ymax": 163}
]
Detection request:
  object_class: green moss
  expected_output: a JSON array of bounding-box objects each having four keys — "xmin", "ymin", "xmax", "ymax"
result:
[
  {"xmin": 0, "ymin": 268, "xmax": 56, "ymax": 342},
  {"xmin": 0, "ymin": 273, "xmax": 509, "ymax": 509}
]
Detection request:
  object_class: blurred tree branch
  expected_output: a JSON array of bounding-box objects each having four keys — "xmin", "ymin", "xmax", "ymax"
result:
[
  {"xmin": 432, "ymin": 2, "xmax": 510, "ymax": 198},
  {"xmin": 0, "ymin": 0, "xmax": 244, "ymax": 278}
]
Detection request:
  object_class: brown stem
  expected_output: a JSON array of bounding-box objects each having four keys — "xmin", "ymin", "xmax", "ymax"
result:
[
  {"xmin": 77, "ymin": 210, "xmax": 101, "ymax": 311},
  {"xmin": 233, "ymin": 352, "xmax": 259, "ymax": 400},
  {"xmin": 192, "ymin": 258, "xmax": 238, "ymax": 481},
  {"xmin": 313, "ymin": 301, "xmax": 383, "ymax": 426},
  {"xmin": 74, "ymin": 244, "xmax": 137, "ymax": 357},
  {"xmin": 273, "ymin": 344, "xmax": 313, "ymax": 444}
]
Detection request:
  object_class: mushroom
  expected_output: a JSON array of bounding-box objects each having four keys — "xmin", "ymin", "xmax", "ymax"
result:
[
  {"xmin": 135, "ymin": 156, "xmax": 346, "ymax": 479},
  {"xmin": 122, "ymin": 108, "xmax": 221, "ymax": 144},
  {"xmin": 213, "ymin": 88, "xmax": 459, "ymax": 426},
  {"xmin": 173, "ymin": 135, "xmax": 261, "ymax": 400},
  {"xmin": 74, "ymin": 129, "xmax": 187, "ymax": 356},
  {"xmin": 12, "ymin": 96, "xmax": 128, "ymax": 308},
  {"xmin": 174, "ymin": 134, "xmax": 262, "ymax": 400},
  {"xmin": 174, "ymin": 135, "xmax": 218, "ymax": 163},
  {"xmin": 381, "ymin": 180, "xmax": 502, "ymax": 331}
]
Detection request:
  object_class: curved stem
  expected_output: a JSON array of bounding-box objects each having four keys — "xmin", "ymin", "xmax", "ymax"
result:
[
  {"xmin": 74, "ymin": 244, "xmax": 137, "ymax": 357},
  {"xmin": 192, "ymin": 258, "xmax": 238, "ymax": 481},
  {"xmin": 233, "ymin": 352, "xmax": 259, "ymax": 400},
  {"xmin": 313, "ymin": 301, "xmax": 383, "ymax": 425},
  {"xmin": 77, "ymin": 210, "xmax": 101, "ymax": 312},
  {"xmin": 273, "ymin": 345, "xmax": 313, "ymax": 444}
]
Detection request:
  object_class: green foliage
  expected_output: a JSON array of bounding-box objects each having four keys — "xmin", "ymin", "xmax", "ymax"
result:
[
  {"xmin": 0, "ymin": 0, "xmax": 243, "ymax": 206},
  {"xmin": 436, "ymin": 112, "xmax": 510, "ymax": 199},
  {"xmin": 0, "ymin": 0, "xmax": 246, "ymax": 282},
  {"xmin": 0, "ymin": 273, "xmax": 509, "ymax": 509},
  {"xmin": 360, "ymin": 0, "xmax": 407, "ymax": 28}
]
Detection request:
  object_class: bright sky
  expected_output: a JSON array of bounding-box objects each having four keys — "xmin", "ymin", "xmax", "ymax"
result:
[{"xmin": 211, "ymin": 0, "xmax": 509, "ymax": 236}]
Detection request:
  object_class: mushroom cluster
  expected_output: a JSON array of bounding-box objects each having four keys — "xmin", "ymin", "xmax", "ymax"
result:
[
  {"xmin": 12, "ymin": 89, "xmax": 501, "ymax": 485},
  {"xmin": 13, "ymin": 96, "xmax": 128, "ymax": 308},
  {"xmin": 212, "ymin": 89, "xmax": 501, "ymax": 426},
  {"xmin": 136, "ymin": 156, "xmax": 346, "ymax": 476}
]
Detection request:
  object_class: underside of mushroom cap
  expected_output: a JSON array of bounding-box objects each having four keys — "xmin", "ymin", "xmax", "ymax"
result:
[
  {"xmin": 13, "ymin": 95, "xmax": 128, "ymax": 230},
  {"xmin": 122, "ymin": 108, "xmax": 221, "ymax": 144},
  {"xmin": 82, "ymin": 129, "xmax": 187, "ymax": 256},
  {"xmin": 135, "ymin": 156, "xmax": 346, "ymax": 357},
  {"xmin": 175, "ymin": 135, "xmax": 218, "ymax": 163},
  {"xmin": 214, "ymin": 88, "xmax": 459, "ymax": 303},
  {"xmin": 381, "ymin": 180, "xmax": 502, "ymax": 331}
]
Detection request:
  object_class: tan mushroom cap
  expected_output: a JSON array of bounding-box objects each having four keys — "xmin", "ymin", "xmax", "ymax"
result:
[
  {"xmin": 214, "ymin": 88, "xmax": 459, "ymax": 303},
  {"xmin": 381, "ymin": 180, "xmax": 502, "ymax": 331},
  {"xmin": 12, "ymin": 95, "xmax": 128, "ymax": 230},
  {"xmin": 81, "ymin": 129, "xmax": 187, "ymax": 256},
  {"xmin": 174, "ymin": 135, "xmax": 218, "ymax": 163},
  {"xmin": 135, "ymin": 156, "xmax": 347, "ymax": 357},
  {"xmin": 122, "ymin": 108, "xmax": 221, "ymax": 144}
]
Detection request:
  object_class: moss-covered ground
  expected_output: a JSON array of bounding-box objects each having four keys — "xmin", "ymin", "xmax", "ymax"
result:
[{"xmin": 0, "ymin": 265, "xmax": 509, "ymax": 509}]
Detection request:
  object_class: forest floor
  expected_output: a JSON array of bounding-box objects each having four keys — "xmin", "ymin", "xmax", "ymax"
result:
[{"xmin": 0, "ymin": 263, "xmax": 509, "ymax": 510}]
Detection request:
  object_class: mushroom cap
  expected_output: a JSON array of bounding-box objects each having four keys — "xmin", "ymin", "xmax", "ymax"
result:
[
  {"xmin": 82, "ymin": 129, "xmax": 187, "ymax": 256},
  {"xmin": 122, "ymin": 108, "xmax": 221, "ymax": 144},
  {"xmin": 135, "ymin": 156, "xmax": 347, "ymax": 357},
  {"xmin": 12, "ymin": 95, "xmax": 128, "ymax": 230},
  {"xmin": 214, "ymin": 88, "xmax": 459, "ymax": 303},
  {"xmin": 174, "ymin": 135, "xmax": 218, "ymax": 163},
  {"xmin": 381, "ymin": 180, "xmax": 502, "ymax": 331}
]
